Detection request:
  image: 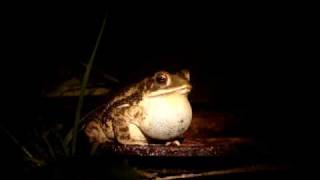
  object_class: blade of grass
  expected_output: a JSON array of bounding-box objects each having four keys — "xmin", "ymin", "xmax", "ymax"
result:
[
  {"xmin": 71, "ymin": 14, "xmax": 107, "ymax": 156},
  {"xmin": 90, "ymin": 143, "xmax": 99, "ymax": 156},
  {"xmin": 0, "ymin": 125, "xmax": 45, "ymax": 167},
  {"xmin": 56, "ymin": 130, "xmax": 69, "ymax": 157},
  {"xmin": 42, "ymin": 132, "xmax": 56, "ymax": 160}
]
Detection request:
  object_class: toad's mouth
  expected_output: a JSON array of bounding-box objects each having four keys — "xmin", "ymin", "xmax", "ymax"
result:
[{"xmin": 146, "ymin": 84, "xmax": 192, "ymax": 97}]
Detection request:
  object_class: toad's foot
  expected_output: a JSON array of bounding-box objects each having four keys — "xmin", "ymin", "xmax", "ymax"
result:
[
  {"xmin": 165, "ymin": 140, "xmax": 181, "ymax": 146},
  {"xmin": 118, "ymin": 140, "xmax": 148, "ymax": 146}
]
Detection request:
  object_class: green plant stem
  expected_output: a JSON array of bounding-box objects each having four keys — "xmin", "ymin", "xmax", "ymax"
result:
[{"xmin": 71, "ymin": 15, "xmax": 107, "ymax": 156}]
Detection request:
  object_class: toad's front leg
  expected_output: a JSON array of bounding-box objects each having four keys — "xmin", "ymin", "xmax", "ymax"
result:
[{"xmin": 112, "ymin": 107, "xmax": 148, "ymax": 145}]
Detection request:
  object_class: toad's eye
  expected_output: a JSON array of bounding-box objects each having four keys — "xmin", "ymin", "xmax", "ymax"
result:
[{"xmin": 156, "ymin": 73, "xmax": 168, "ymax": 84}]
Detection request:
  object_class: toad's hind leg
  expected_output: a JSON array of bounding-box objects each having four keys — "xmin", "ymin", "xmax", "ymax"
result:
[
  {"xmin": 112, "ymin": 108, "xmax": 148, "ymax": 145},
  {"xmin": 85, "ymin": 120, "xmax": 106, "ymax": 143},
  {"xmin": 85, "ymin": 120, "xmax": 113, "ymax": 144}
]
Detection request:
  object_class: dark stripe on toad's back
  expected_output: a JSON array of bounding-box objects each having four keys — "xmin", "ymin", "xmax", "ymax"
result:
[
  {"xmin": 119, "ymin": 126, "xmax": 129, "ymax": 132},
  {"xmin": 128, "ymin": 92, "xmax": 143, "ymax": 106},
  {"xmin": 119, "ymin": 134, "xmax": 130, "ymax": 140},
  {"xmin": 108, "ymin": 80, "xmax": 143, "ymax": 106},
  {"xmin": 113, "ymin": 118, "xmax": 126, "ymax": 126},
  {"xmin": 109, "ymin": 92, "xmax": 142, "ymax": 110},
  {"xmin": 134, "ymin": 111, "xmax": 140, "ymax": 118}
]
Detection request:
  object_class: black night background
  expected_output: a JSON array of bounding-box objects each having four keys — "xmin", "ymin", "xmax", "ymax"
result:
[{"xmin": 1, "ymin": 2, "xmax": 314, "ymax": 179}]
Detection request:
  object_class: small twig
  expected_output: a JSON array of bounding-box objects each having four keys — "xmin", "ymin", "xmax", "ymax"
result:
[{"xmin": 154, "ymin": 164, "xmax": 287, "ymax": 180}]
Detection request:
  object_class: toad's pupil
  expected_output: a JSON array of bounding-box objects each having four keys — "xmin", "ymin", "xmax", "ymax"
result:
[{"xmin": 157, "ymin": 75, "xmax": 167, "ymax": 83}]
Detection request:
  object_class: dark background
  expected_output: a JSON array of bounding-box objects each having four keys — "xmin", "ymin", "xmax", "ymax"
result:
[{"xmin": 2, "ymin": 2, "xmax": 314, "ymax": 177}]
